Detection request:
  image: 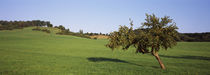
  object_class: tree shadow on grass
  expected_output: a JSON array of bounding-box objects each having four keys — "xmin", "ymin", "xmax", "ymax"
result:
[
  {"xmin": 160, "ymin": 55, "xmax": 210, "ymax": 61},
  {"xmin": 87, "ymin": 57, "xmax": 142, "ymax": 66}
]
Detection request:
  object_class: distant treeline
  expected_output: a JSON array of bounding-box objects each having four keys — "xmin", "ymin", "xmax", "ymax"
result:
[
  {"xmin": 32, "ymin": 27, "xmax": 51, "ymax": 33},
  {"xmin": 84, "ymin": 32, "xmax": 109, "ymax": 36},
  {"xmin": 55, "ymin": 25, "xmax": 91, "ymax": 39},
  {"xmin": 53, "ymin": 25, "xmax": 110, "ymax": 39},
  {"xmin": 0, "ymin": 20, "xmax": 53, "ymax": 30},
  {"xmin": 1, "ymin": 20, "xmax": 210, "ymax": 41},
  {"xmin": 178, "ymin": 33, "xmax": 210, "ymax": 42}
]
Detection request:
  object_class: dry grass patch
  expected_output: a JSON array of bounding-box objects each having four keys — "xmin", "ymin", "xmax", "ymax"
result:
[{"xmin": 90, "ymin": 35, "xmax": 109, "ymax": 39}]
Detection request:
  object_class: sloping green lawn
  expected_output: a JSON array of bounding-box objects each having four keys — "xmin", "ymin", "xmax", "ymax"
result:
[{"xmin": 0, "ymin": 27, "xmax": 210, "ymax": 75}]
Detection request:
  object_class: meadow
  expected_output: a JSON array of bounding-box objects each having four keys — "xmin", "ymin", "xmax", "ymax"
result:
[{"xmin": 0, "ymin": 27, "xmax": 210, "ymax": 75}]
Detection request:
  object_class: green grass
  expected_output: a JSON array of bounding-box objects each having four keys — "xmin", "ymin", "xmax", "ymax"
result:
[{"xmin": 0, "ymin": 27, "xmax": 210, "ymax": 75}]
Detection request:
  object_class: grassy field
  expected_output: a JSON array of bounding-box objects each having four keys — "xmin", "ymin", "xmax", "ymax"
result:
[{"xmin": 0, "ymin": 27, "xmax": 210, "ymax": 75}]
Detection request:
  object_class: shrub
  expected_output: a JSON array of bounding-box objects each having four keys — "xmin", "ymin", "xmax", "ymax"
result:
[
  {"xmin": 41, "ymin": 29, "xmax": 51, "ymax": 33},
  {"xmin": 32, "ymin": 27, "xmax": 50, "ymax": 33},
  {"xmin": 93, "ymin": 37, "xmax": 97, "ymax": 40}
]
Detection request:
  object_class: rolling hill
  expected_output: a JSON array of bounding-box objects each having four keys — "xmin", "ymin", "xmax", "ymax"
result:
[{"xmin": 0, "ymin": 27, "xmax": 210, "ymax": 75}]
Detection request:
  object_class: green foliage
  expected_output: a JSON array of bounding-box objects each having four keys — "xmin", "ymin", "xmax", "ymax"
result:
[
  {"xmin": 0, "ymin": 20, "xmax": 53, "ymax": 30},
  {"xmin": 32, "ymin": 27, "xmax": 51, "ymax": 33},
  {"xmin": 53, "ymin": 25, "xmax": 90, "ymax": 39},
  {"xmin": 179, "ymin": 32, "xmax": 210, "ymax": 42},
  {"xmin": 107, "ymin": 14, "xmax": 179, "ymax": 54},
  {"xmin": 142, "ymin": 13, "xmax": 179, "ymax": 51},
  {"xmin": 54, "ymin": 25, "xmax": 66, "ymax": 30},
  {"xmin": 84, "ymin": 32, "xmax": 108, "ymax": 36},
  {"xmin": 58, "ymin": 25, "xmax": 65, "ymax": 30},
  {"xmin": 56, "ymin": 29, "xmax": 91, "ymax": 39},
  {"xmin": 93, "ymin": 37, "xmax": 97, "ymax": 40},
  {"xmin": 79, "ymin": 29, "xmax": 83, "ymax": 34},
  {"xmin": 46, "ymin": 21, "xmax": 53, "ymax": 27},
  {"xmin": 106, "ymin": 25, "xmax": 135, "ymax": 50},
  {"xmin": 41, "ymin": 29, "xmax": 51, "ymax": 33}
]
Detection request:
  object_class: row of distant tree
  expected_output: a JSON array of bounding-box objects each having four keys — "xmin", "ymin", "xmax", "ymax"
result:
[
  {"xmin": 54, "ymin": 25, "xmax": 89, "ymax": 38},
  {"xmin": 54, "ymin": 25, "xmax": 109, "ymax": 39},
  {"xmin": 178, "ymin": 33, "xmax": 210, "ymax": 42},
  {"xmin": 0, "ymin": 20, "xmax": 209, "ymax": 41},
  {"xmin": 0, "ymin": 20, "xmax": 53, "ymax": 30},
  {"xmin": 133, "ymin": 28, "xmax": 210, "ymax": 42},
  {"xmin": 84, "ymin": 32, "xmax": 109, "ymax": 36},
  {"xmin": 53, "ymin": 25, "xmax": 109, "ymax": 37}
]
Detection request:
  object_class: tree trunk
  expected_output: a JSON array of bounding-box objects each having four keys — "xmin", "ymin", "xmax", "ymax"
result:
[{"xmin": 153, "ymin": 52, "xmax": 166, "ymax": 69}]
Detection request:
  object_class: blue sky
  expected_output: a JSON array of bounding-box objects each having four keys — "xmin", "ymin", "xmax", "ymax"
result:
[{"xmin": 0, "ymin": 0, "xmax": 210, "ymax": 33}]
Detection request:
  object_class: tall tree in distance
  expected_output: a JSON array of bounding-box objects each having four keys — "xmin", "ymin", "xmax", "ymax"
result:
[
  {"xmin": 46, "ymin": 21, "xmax": 53, "ymax": 27},
  {"xmin": 58, "ymin": 25, "xmax": 65, "ymax": 30},
  {"xmin": 79, "ymin": 29, "xmax": 83, "ymax": 34},
  {"xmin": 106, "ymin": 14, "xmax": 179, "ymax": 69}
]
